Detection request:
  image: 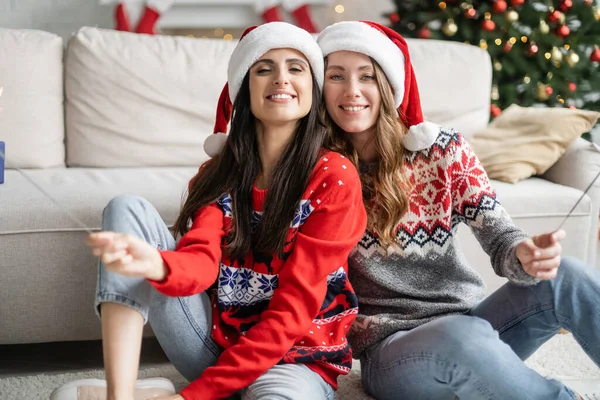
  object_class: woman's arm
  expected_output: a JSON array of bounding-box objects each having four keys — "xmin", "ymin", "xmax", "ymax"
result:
[
  {"xmin": 150, "ymin": 203, "xmax": 225, "ymax": 296},
  {"xmin": 449, "ymin": 132, "xmax": 539, "ymax": 285},
  {"xmin": 180, "ymin": 167, "xmax": 367, "ymax": 400}
]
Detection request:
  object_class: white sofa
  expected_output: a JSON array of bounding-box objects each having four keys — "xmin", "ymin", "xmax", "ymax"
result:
[{"xmin": 1, "ymin": 27, "xmax": 599, "ymax": 349}]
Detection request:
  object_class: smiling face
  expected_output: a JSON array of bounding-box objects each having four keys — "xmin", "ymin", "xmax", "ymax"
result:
[
  {"xmin": 248, "ymin": 48, "xmax": 313, "ymax": 128},
  {"xmin": 323, "ymin": 51, "xmax": 382, "ymax": 136}
]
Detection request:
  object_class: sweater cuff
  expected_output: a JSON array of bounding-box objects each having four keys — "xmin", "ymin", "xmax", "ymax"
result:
[
  {"xmin": 503, "ymin": 243, "xmax": 541, "ymax": 286},
  {"xmin": 147, "ymin": 250, "xmax": 177, "ymax": 295}
]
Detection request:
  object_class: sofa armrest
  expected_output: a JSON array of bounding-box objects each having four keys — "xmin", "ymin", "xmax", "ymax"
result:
[
  {"xmin": 542, "ymin": 137, "xmax": 600, "ymax": 203},
  {"xmin": 542, "ymin": 137, "xmax": 600, "ymax": 266}
]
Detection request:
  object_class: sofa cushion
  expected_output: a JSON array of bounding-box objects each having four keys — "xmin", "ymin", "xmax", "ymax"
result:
[
  {"xmin": 469, "ymin": 105, "xmax": 600, "ymax": 183},
  {"xmin": 0, "ymin": 28, "xmax": 65, "ymax": 168},
  {"xmin": 0, "ymin": 168, "xmax": 197, "ymax": 234},
  {"xmin": 63, "ymin": 29, "xmax": 493, "ymax": 169},
  {"xmin": 492, "ymin": 177, "xmax": 591, "ymax": 219},
  {"xmin": 407, "ymin": 39, "xmax": 492, "ymax": 138},
  {"xmin": 65, "ymin": 27, "xmax": 236, "ymax": 167}
]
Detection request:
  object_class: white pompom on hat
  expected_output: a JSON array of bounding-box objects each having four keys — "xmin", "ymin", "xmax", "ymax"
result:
[
  {"xmin": 317, "ymin": 20, "xmax": 440, "ymax": 151},
  {"xmin": 204, "ymin": 22, "xmax": 324, "ymax": 157}
]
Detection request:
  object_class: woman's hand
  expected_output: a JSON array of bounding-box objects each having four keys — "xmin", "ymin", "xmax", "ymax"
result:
[
  {"xmin": 516, "ymin": 229, "xmax": 565, "ymax": 280},
  {"xmin": 85, "ymin": 232, "xmax": 167, "ymax": 281},
  {"xmin": 153, "ymin": 395, "xmax": 185, "ymax": 400}
]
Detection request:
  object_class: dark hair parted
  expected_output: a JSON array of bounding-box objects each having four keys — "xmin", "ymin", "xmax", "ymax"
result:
[{"xmin": 173, "ymin": 71, "xmax": 324, "ymax": 260}]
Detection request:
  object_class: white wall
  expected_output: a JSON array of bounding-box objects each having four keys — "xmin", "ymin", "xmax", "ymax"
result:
[
  {"xmin": 0, "ymin": 0, "xmax": 112, "ymax": 41},
  {"xmin": 323, "ymin": 0, "xmax": 394, "ymax": 25}
]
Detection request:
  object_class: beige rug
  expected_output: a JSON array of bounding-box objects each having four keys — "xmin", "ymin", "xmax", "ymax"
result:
[{"xmin": 1, "ymin": 334, "xmax": 598, "ymax": 400}]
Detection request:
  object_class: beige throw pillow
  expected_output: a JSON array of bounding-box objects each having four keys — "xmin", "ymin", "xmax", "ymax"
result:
[
  {"xmin": 470, "ymin": 104, "xmax": 600, "ymax": 183},
  {"xmin": 0, "ymin": 29, "xmax": 65, "ymax": 168}
]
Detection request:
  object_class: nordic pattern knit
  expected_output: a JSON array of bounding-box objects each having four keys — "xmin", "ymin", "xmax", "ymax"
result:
[
  {"xmin": 348, "ymin": 128, "xmax": 538, "ymax": 358},
  {"xmin": 150, "ymin": 150, "xmax": 367, "ymax": 400}
]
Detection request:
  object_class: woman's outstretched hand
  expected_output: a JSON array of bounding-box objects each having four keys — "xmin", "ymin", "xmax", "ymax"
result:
[
  {"xmin": 154, "ymin": 395, "xmax": 185, "ymax": 400},
  {"xmin": 516, "ymin": 229, "xmax": 566, "ymax": 280},
  {"xmin": 85, "ymin": 232, "xmax": 167, "ymax": 281}
]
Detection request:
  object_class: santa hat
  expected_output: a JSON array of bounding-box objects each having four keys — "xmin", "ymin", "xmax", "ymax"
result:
[
  {"xmin": 317, "ymin": 21, "xmax": 439, "ymax": 152},
  {"xmin": 204, "ymin": 22, "xmax": 324, "ymax": 157}
]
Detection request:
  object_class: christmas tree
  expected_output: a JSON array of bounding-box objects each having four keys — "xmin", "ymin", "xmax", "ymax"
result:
[{"xmin": 387, "ymin": 0, "xmax": 600, "ymax": 121}]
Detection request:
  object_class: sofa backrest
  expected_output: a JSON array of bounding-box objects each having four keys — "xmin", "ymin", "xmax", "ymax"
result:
[
  {"xmin": 407, "ymin": 38, "xmax": 492, "ymax": 138},
  {"xmin": 9, "ymin": 27, "xmax": 490, "ymax": 169},
  {"xmin": 0, "ymin": 28, "xmax": 65, "ymax": 169},
  {"xmin": 65, "ymin": 27, "xmax": 236, "ymax": 168}
]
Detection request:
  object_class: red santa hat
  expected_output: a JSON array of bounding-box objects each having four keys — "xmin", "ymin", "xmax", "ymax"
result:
[
  {"xmin": 317, "ymin": 21, "xmax": 439, "ymax": 151},
  {"xmin": 204, "ymin": 22, "xmax": 324, "ymax": 157}
]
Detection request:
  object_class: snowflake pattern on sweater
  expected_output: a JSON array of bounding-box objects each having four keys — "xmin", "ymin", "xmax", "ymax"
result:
[
  {"xmin": 154, "ymin": 151, "xmax": 367, "ymax": 400},
  {"xmin": 348, "ymin": 129, "xmax": 536, "ymax": 358}
]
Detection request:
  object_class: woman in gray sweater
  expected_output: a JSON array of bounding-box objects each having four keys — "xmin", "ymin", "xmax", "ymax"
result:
[{"xmin": 317, "ymin": 20, "xmax": 600, "ymax": 400}]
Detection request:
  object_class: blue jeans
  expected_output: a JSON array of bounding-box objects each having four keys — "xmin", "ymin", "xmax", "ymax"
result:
[
  {"xmin": 361, "ymin": 257, "xmax": 600, "ymax": 400},
  {"xmin": 95, "ymin": 195, "xmax": 335, "ymax": 400}
]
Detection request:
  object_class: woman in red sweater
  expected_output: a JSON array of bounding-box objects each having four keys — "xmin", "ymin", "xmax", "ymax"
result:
[{"xmin": 51, "ymin": 22, "xmax": 366, "ymax": 400}]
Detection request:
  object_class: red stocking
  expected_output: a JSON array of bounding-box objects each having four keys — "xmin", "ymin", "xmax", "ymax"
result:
[
  {"xmin": 285, "ymin": 0, "xmax": 318, "ymax": 33},
  {"xmin": 115, "ymin": 1, "xmax": 130, "ymax": 31},
  {"xmin": 135, "ymin": 0, "xmax": 175, "ymax": 34},
  {"xmin": 256, "ymin": 0, "xmax": 283, "ymax": 23}
]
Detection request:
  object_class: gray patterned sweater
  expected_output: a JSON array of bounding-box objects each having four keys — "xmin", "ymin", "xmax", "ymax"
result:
[{"xmin": 348, "ymin": 128, "xmax": 539, "ymax": 358}]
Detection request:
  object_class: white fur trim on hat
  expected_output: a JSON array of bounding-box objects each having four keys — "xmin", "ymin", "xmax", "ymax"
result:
[
  {"xmin": 227, "ymin": 22, "xmax": 324, "ymax": 102},
  {"xmin": 203, "ymin": 132, "xmax": 228, "ymax": 157},
  {"xmin": 402, "ymin": 121, "xmax": 440, "ymax": 151},
  {"xmin": 317, "ymin": 21, "xmax": 405, "ymax": 108}
]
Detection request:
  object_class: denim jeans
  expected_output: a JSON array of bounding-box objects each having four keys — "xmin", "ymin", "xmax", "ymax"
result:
[
  {"xmin": 95, "ymin": 195, "xmax": 335, "ymax": 400},
  {"xmin": 361, "ymin": 256, "xmax": 600, "ymax": 400}
]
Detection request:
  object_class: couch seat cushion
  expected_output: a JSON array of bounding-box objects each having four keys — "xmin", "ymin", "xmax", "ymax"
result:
[
  {"xmin": 0, "ymin": 167, "xmax": 197, "ymax": 234},
  {"xmin": 0, "ymin": 172, "xmax": 591, "ymax": 234},
  {"xmin": 492, "ymin": 177, "xmax": 591, "ymax": 219}
]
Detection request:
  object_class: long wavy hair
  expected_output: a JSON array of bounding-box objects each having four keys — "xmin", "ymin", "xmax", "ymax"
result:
[
  {"xmin": 174, "ymin": 71, "xmax": 324, "ymax": 260},
  {"xmin": 323, "ymin": 58, "xmax": 411, "ymax": 249}
]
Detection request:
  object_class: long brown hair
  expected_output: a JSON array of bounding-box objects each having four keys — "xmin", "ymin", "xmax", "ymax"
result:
[
  {"xmin": 174, "ymin": 71, "xmax": 324, "ymax": 260},
  {"xmin": 324, "ymin": 58, "xmax": 411, "ymax": 248}
]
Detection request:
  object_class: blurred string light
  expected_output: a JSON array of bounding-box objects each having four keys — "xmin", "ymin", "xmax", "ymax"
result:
[{"xmin": 335, "ymin": 4, "xmax": 345, "ymax": 13}]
